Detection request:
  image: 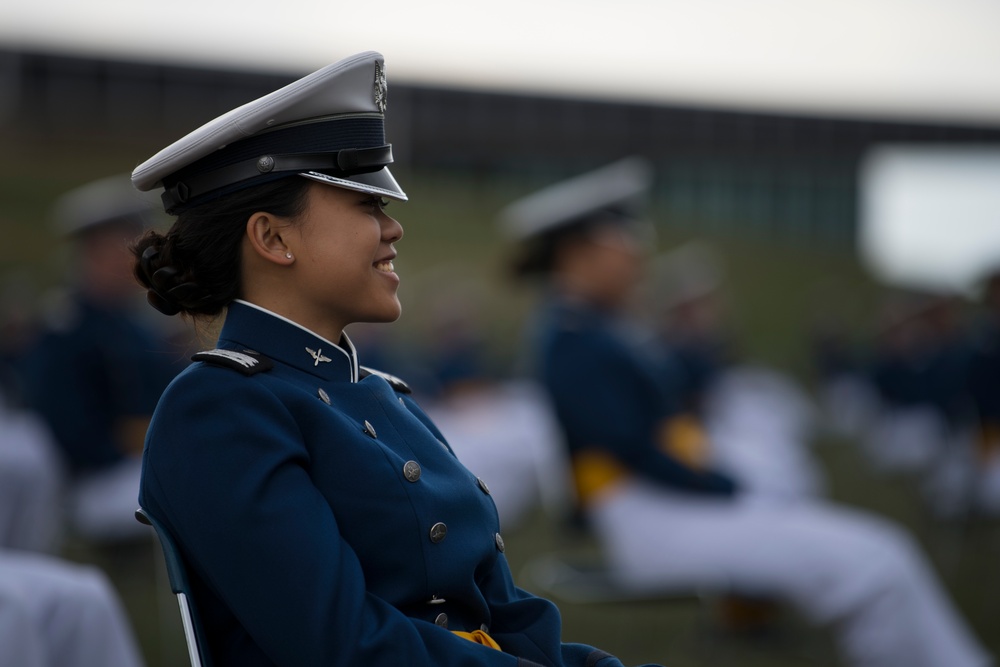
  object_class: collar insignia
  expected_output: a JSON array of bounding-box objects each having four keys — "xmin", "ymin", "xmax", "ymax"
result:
[
  {"xmin": 306, "ymin": 347, "xmax": 332, "ymax": 366},
  {"xmin": 374, "ymin": 61, "xmax": 387, "ymax": 114}
]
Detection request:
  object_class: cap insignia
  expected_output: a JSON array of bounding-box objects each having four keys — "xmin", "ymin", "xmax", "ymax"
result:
[{"xmin": 374, "ymin": 61, "xmax": 387, "ymax": 114}]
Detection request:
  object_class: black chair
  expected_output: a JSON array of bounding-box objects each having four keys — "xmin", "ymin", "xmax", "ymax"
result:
[{"xmin": 135, "ymin": 507, "xmax": 212, "ymax": 667}]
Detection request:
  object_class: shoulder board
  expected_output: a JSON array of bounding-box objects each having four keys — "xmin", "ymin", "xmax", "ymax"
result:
[
  {"xmin": 191, "ymin": 349, "xmax": 274, "ymax": 376},
  {"xmin": 359, "ymin": 366, "xmax": 412, "ymax": 394}
]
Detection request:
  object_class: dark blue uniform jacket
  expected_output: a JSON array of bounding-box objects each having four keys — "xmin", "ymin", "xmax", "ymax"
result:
[
  {"xmin": 19, "ymin": 295, "xmax": 180, "ymax": 473},
  {"xmin": 140, "ymin": 301, "xmax": 640, "ymax": 667},
  {"xmin": 532, "ymin": 296, "xmax": 737, "ymax": 497}
]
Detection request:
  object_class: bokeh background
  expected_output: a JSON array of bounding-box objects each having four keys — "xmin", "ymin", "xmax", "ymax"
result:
[{"xmin": 2, "ymin": 2, "xmax": 1000, "ymax": 665}]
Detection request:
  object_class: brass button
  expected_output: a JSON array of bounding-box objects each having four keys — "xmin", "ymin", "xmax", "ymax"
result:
[
  {"xmin": 477, "ymin": 477, "xmax": 490, "ymax": 495},
  {"xmin": 363, "ymin": 420, "xmax": 377, "ymax": 438},
  {"xmin": 434, "ymin": 613, "xmax": 448, "ymax": 628},
  {"xmin": 403, "ymin": 460, "xmax": 422, "ymax": 483},
  {"xmin": 317, "ymin": 388, "xmax": 331, "ymax": 404},
  {"xmin": 429, "ymin": 522, "xmax": 448, "ymax": 543},
  {"xmin": 495, "ymin": 533, "xmax": 505, "ymax": 552}
]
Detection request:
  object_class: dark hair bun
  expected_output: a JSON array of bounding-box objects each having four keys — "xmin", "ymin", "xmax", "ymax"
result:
[{"xmin": 137, "ymin": 244, "xmax": 212, "ymax": 316}]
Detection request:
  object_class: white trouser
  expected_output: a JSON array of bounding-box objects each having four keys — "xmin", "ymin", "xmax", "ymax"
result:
[
  {"xmin": 69, "ymin": 456, "xmax": 147, "ymax": 541},
  {"xmin": 0, "ymin": 551, "xmax": 145, "ymax": 667},
  {"xmin": 590, "ymin": 482, "xmax": 991, "ymax": 667},
  {"xmin": 863, "ymin": 406, "xmax": 947, "ymax": 474},
  {"xmin": 0, "ymin": 409, "xmax": 64, "ymax": 552}
]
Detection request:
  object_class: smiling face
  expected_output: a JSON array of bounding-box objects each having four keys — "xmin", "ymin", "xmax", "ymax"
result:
[{"xmin": 251, "ymin": 181, "xmax": 404, "ymax": 341}]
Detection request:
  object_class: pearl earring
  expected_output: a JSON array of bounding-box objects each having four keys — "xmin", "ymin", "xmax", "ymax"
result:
[{"xmin": 285, "ymin": 252, "xmax": 293, "ymax": 259}]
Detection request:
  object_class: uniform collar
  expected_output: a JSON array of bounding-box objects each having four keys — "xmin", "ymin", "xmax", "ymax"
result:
[
  {"xmin": 546, "ymin": 290, "xmax": 608, "ymax": 322},
  {"xmin": 219, "ymin": 300, "xmax": 359, "ymax": 382}
]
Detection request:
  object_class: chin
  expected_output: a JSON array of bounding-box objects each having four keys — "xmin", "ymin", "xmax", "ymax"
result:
[{"xmin": 368, "ymin": 302, "xmax": 402, "ymax": 324}]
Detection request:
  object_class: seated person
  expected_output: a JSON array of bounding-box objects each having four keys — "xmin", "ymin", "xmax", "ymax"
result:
[
  {"xmin": 16, "ymin": 176, "xmax": 184, "ymax": 542},
  {"xmin": 500, "ymin": 157, "xmax": 991, "ymax": 667},
  {"xmin": 128, "ymin": 51, "xmax": 660, "ymax": 667}
]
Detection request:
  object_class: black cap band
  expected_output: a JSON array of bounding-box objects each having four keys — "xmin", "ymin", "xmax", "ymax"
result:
[
  {"xmin": 161, "ymin": 144, "xmax": 393, "ymax": 212},
  {"xmin": 160, "ymin": 114, "xmax": 390, "ymax": 213}
]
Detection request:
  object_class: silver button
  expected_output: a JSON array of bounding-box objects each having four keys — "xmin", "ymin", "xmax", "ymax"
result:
[
  {"xmin": 403, "ymin": 460, "xmax": 421, "ymax": 482},
  {"xmin": 317, "ymin": 388, "xmax": 331, "ymax": 404},
  {"xmin": 363, "ymin": 420, "xmax": 377, "ymax": 438},
  {"xmin": 429, "ymin": 522, "xmax": 448, "ymax": 543},
  {"xmin": 434, "ymin": 612, "xmax": 448, "ymax": 628},
  {"xmin": 495, "ymin": 533, "xmax": 505, "ymax": 552},
  {"xmin": 480, "ymin": 623, "xmax": 489, "ymax": 633},
  {"xmin": 477, "ymin": 477, "xmax": 490, "ymax": 495}
]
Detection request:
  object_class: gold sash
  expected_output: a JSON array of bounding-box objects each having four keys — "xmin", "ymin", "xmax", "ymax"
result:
[{"xmin": 452, "ymin": 629, "xmax": 501, "ymax": 650}]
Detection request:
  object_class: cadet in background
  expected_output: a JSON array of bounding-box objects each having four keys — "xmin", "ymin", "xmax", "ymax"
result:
[
  {"xmin": 502, "ymin": 158, "xmax": 991, "ymax": 667},
  {"xmin": 15, "ymin": 176, "xmax": 186, "ymax": 542}
]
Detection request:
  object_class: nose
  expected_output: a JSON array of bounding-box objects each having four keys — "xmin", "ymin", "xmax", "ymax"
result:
[{"xmin": 382, "ymin": 213, "xmax": 403, "ymax": 243}]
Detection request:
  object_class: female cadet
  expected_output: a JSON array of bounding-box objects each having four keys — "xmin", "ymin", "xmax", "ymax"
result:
[
  {"xmin": 129, "ymin": 52, "xmax": 656, "ymax": 667},
  {"xmin": 501, "ymin": 158, "xmax": 992, "ymax": 667}
]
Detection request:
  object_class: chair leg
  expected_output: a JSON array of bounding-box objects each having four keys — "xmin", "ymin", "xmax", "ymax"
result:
[{"xmin": 149, "ymin": 534, "xmax": 186, "ymax": 666}]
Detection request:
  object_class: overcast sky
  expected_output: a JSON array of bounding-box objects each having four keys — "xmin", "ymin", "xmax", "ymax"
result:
[{"xmin": 2, "ymin": 0, "xmax": 1000, "ymax": 126}]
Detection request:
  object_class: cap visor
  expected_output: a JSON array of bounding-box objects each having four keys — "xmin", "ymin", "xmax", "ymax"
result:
[{"xmin": 300, "ymin": 167, "xmax": 407, "ymax": 202}]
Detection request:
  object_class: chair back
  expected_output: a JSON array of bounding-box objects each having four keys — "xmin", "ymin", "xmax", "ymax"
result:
[{"xmin": 135, "ymin": 507, "xmax": 212, "ymax": 667}]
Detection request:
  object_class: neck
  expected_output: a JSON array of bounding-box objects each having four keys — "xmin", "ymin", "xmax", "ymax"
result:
[
  {"xmin": 235, "ymin": 296, "xmax": 345, "ymax": 346},
  {"xmin": 552, "ymin": 272, "xmax": 622, "ymax": 312}
]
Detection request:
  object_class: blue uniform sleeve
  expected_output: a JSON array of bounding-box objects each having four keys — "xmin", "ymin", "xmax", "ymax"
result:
[
  {"xmin": 545, "ymin": 331, "xmax": 736, "ymax": 496},
  {"xmin": 478, "ymin": 553, "xmax": 661, "ymax": 667},
  {"xmin": 140, "ymin": 367, "xmax": 524, "ymax": 667}
]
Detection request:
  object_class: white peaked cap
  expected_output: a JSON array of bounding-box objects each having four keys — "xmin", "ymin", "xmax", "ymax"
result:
[{"xmin": 132, "ymin": 51, "xmax": 406, "ymax": 214}]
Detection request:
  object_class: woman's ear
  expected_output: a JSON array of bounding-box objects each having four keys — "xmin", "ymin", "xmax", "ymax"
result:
[{"xmin": 246, "ymin": 212, "xmax": 294, "ymax": 266}]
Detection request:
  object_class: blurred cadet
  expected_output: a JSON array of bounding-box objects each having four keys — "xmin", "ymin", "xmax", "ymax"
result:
[
  {"xmin": 965, "ymin": 266, "xmax": 1000, "ymax": 514},
  {"xmin": 864, "ymin": 290, "xmax": 972, "ymax": 476},
  {"xmin": 644, "ymin": 241, "xmax": 733, "ymax": 415},
  {"xmin": 0, "ymin": 549, "xmax": 145, "ymax": 667},
  {"xmin": 130, "ymin": 51, "xmax": 660, "ymax": 667},
  {"xmin": 0, "ymin": 374, "xmax": 63, "ymax": 552},
  {"xmin": 0, "ymin": 271, "xmax": 41, "ymax": 400},
  {"xmin": 648, "ymin": 242, "xmax": 826, "ymax": 501},
  {"xmin": 15, "ymin": 175, "xmax": 185, "ymax": 542},
  {"xmin": 808, "ymin": 286, "xmax": 882, "ymax": 442},
  {"xmin": 858, "ymin": 289, "xmax": 982, "ymax": 519},
  {"xmin": 502, "ymin": 158, "xmax": 991, "ymax": 667}
]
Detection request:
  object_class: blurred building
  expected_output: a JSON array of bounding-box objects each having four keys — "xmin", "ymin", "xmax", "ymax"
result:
[{"xmin": 3, "ymin": 47, "xmax": 1000, "ymax": 250}]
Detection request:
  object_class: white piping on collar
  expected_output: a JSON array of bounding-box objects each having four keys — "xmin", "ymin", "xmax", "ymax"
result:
[{"xmin": 232, "ymin": 299, "xmax": 359, "ymax": 382}]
